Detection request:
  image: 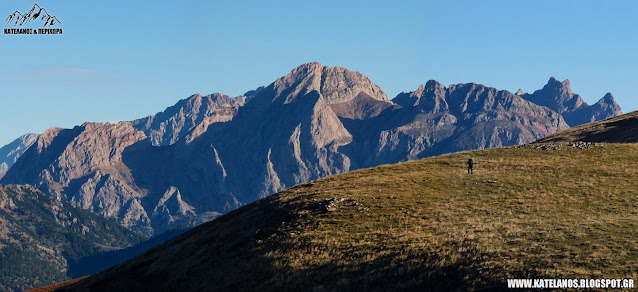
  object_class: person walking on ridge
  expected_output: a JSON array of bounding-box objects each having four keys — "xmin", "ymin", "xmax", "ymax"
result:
[{"xmin": 467, "ymin": 158, "xmax": 474, "ymax": 174}]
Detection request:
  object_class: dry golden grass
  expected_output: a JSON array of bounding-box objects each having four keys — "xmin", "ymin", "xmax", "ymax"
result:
[
  {"xmin": 539, "ymin": 110, "xmax": 638, "ymax": 143},
  {"xmin": 64, "ymin": 143, "xmax": 638, "ymax": 291}
]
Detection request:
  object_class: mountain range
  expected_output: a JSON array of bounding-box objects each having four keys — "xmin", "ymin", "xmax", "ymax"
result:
[{"xmin": 0, "ymin": 62, "xmax": 622, "ymax": 235}]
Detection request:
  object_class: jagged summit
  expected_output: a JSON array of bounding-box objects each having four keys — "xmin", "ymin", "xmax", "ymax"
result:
[
  {"xmin": 393, "ymin": 80, "xmax": 565, "ymax": 121},
  {"xmin": 264, "ymin": 62, "xmax": 389, "ymax": 104},
  {"xmin": 392, "ymin": 80, "xmax": 446, "ymax": 110},
  {"xmin": 542, "ymin": 77, "xmax": 574, "ymax": 95},
  {"xmin": 519, "ymin": 77, "xmax": 621, "ymax": 126},
  {"xmin": 410, "ymin": 80, "xmax": 443, "ymax": 97},
  {"xmin": 546, "ymin": 76, "xmax": 569, "ymax": 85},
  {"xmin": 601, "ymin": 92, "xmax": 615, "ymax": 102},
  {"xmin": 588, "ymin": 92, "xmax": 622, "ymax": 122},
  {"xmin": 541, "ymin": 77, "xmax": 574, "ymax": 99}
]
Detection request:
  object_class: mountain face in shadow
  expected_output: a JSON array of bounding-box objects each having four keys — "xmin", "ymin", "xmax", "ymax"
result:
[
  {"xmin": 1, "ymin": 63, "xmax": 622, "ymax": 235},
  {"xmin": 66, "ymin": 228, "xmax": 188, "ymax": 279}
]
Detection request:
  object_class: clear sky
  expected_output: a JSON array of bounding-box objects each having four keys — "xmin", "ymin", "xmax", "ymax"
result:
[{"xmin": 1, "ymin": 0, "xmax": 637, "ymax": 146}]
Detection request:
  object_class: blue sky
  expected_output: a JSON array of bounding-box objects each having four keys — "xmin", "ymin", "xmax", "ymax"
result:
[{"xmin": 1, "ymin": 0, "xmax": 637, "ymax": 146}]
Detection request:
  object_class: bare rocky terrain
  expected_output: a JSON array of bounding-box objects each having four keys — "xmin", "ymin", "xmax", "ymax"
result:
[
  {"xmin": 131, "ymin": 93, "xmax": 247, "ymax": 146},
  {"xmin": 0, "ymin": 62, "xmax": 622, "ymax": 235},
  {"xmin": 518, "ymin": 77, "xmax": 622, "ymax": 126}
]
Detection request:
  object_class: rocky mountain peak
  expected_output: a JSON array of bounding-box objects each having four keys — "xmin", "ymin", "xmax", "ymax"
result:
[
  {"xmin": 547, "ymin": 76, "xmax": 560, "ymax": 84},
  {"xmin": 523, "ymin": 77, "xmax": 583, "ymax": 116},
  {"xmin": 543, "ymin": 77, "xmax": 572, "ymax": 94},
  {"xmin": 515, "ymin": 89, "xmax": 525, "ymax": 96},
  {"xmin": 424, "ymin": 80, "xmax": 444, "ymax": 91},
  {"xmin": 288, "ymin": 61, "xmax": 324, "ymax": 76},
  {"xmin": 421, "ymin": 80, "xmax": 447, "ymax": 99},
  {"xmin": 267, "ymin": 62, "xmax": 389, "ymax": 104},
  {"xmin": 392, "ymin": 80, "xmax": 446, "ymax": 109},
  {"xmin": 601, "ymin": 92, "xmax": 615, "ymax": 102},
  {"xmin": 589, "ymin": 92, "xmax": 622, "ymax": 121},
  {"xmin": 410, "ymin": 80, "xmax": 442, "ymax": 98},
  {"xmin": 519, "ymin": 77, "xmax": 621, "ymax": 126}
]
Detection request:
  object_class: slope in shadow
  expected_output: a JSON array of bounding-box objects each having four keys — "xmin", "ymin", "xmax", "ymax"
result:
[{"xmin": 67, "ymin": 228, "xmax": 189, "ymax": 279}]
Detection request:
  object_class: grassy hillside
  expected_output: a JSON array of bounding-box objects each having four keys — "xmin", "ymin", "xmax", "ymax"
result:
[
  {"xmin": 62, "ymin": 143, "xmax": 638, "ymax": 291},
  {"xmin": 538, "ymin": 110, "xmax": 638, "ymax": 143}
]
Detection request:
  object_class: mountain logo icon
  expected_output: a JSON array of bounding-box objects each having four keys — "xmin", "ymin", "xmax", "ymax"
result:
[{"xmin": 6, "ymin": 4, "xmax": 61, "ymax": 27}]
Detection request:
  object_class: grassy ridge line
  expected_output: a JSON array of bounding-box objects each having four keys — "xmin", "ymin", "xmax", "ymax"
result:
[
  {"xmin": 538, "ymin": 110, "xmax": 638, "ymax": 143},
  {"xmin": 64, "ymin": 143, "xmax": 638, "ymax": 290}
]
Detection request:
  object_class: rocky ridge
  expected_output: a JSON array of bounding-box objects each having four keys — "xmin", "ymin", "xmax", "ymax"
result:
[
  {"xmin": 519, "ymin": 77, "xmax": 622, "ymax": 126},
  {"xmin": 131, "ymin": 93, "xmax": 246, "ymax": 146}
]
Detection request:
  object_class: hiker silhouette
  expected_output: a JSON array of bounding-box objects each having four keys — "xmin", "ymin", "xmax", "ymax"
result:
[{"xmin": 467, "ymin": 158, "xmax": 474, "ymax": 174}]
